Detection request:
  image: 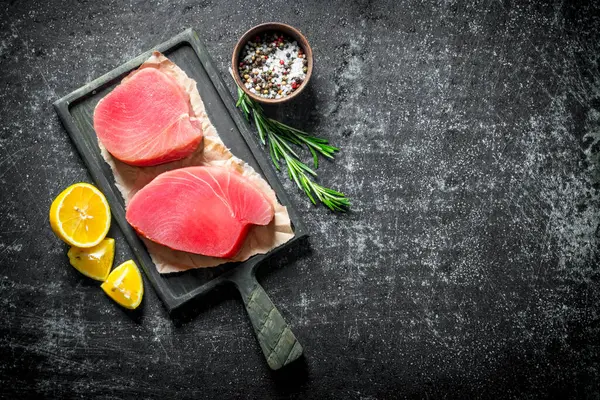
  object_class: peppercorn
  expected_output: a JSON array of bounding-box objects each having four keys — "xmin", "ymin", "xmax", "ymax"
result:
[{"xmin": 241, "ymin": 32, "xmax": 308, "ymax": 98}]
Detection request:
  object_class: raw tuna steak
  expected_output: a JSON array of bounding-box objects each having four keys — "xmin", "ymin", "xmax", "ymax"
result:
[
  {"xmin": 93, "ymin": 67, "xmax": 203, "ymax": 166},
  {"xmin": 126, "ymin": 166, "xmax": 274, "ymax": 258}
]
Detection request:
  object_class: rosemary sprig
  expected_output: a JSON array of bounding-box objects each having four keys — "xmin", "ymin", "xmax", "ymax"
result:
[{"xmin": 234, "ymin": 85, "xmax": 350, "ymax": 212}]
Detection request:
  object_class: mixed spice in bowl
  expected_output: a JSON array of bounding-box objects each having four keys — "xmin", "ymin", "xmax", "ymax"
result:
[{"xmin": 232, "ymin": 23, "xmax": 313, "ymax": 104}]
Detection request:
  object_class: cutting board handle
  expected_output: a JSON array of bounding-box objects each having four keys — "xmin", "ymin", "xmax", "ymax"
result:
[{"xmin": 231, "ymin": 272, "xmax": 303, "ymax": 370}]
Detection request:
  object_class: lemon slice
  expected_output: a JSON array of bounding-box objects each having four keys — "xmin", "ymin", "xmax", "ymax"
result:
[
  {"xmin": 101, "ymin": 260, "xmax": 144, "ymax": 309},
  {"xmin": 67, "ymin": 238, "xmax": 115, "ymax": 281},
  {"xmin": 49, "ymin": 183, "xmax": 111, "ymax": 248}
]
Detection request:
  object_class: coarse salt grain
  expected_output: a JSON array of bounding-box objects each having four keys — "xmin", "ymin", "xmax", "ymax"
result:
[{"xmin": 238, "ymin": 33, "xmax": 307, "ymax": 99}]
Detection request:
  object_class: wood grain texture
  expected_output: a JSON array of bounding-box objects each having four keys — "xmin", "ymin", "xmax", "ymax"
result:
[{"xmin": 234, "ymin": 272, "xmax": 303, "ymax": 370}]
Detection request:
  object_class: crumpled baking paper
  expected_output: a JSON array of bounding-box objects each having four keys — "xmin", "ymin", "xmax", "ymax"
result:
[{"xmin": 98, "ymin": 51, "xmax": 294, "ymax": 274}]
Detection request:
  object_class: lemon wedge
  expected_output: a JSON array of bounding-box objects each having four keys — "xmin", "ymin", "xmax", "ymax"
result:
[
  {"xmin": 49, "ymin": 183, "xmax": 111, "ymax": 248},
  {"xmin": 101, "ymin": 260, "xmax": 144, "ymax": 309},
  {"xmin": 67, "ymin": 238, "xmax": 115, "ymax": 281}
]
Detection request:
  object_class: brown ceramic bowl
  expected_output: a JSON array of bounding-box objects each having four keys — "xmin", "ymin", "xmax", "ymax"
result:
[{"xmin": 232, "ymin": 22, "xmax": 313, "ymax": 104}]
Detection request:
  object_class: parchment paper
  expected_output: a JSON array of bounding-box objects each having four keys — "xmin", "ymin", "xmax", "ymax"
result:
[{"xmin": 98, "ymin": 51, "xmax": 294, "ymax": 274}]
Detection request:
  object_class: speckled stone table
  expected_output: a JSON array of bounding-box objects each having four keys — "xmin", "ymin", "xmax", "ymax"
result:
[{"xmin": 1, "ymin": 1, "xmax": 599, "ymax": 398}]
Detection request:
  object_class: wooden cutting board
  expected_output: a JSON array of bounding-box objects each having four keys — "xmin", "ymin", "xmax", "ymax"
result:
[{"xmin": 53, "ymin": 28, "xmax": 307, "ymax": 370}]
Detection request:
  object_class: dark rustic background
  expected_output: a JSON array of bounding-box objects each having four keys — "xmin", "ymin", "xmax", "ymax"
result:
[{"xmin": 1, "ymin": 0, "xmax": 600, "ymax": 398}]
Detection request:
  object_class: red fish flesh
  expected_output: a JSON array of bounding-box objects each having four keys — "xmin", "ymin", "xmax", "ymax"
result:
[
  {"xmin": 93, "ymin": 68, "xmax": 203, "ymax": 166},
  {"xmin": 126, "ymin": 166, "xmax": 274, "ymax": 258}
]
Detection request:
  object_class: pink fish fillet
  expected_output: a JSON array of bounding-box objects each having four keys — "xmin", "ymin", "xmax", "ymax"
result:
[
  {"xmin": 93, "ymin": 68, "xmax": 203, "ymax": 166},
  {"xmin": 126, "ymin": 166, "xmax": 275, "ymax": 259}
]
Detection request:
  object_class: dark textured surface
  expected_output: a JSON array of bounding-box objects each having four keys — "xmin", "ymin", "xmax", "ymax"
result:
[{"xmin": 1, "ymin": 0, "xmax": 600, "ymax": 398}]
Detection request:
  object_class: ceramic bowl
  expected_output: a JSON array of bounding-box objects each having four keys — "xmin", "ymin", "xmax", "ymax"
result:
[{"xmin": 232, "ymin": 22, "xmax": 313, "ymax": 104}]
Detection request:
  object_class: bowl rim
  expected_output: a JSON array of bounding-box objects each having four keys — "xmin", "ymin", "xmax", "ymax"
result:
[{"xmin": 231, "ymin": 22, "xmax": 313, "ymax": 104}]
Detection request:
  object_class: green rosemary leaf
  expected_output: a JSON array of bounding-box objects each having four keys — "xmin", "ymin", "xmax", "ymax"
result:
[
  {"xmin": 253, "ymin": 112, "xmax": 266, "ymax": 144},
  {"xmin": 309, "ymin": 146, "xmax": 319, "ymax": 168},
  {"xmin": 233, "ymin": 80, "xmax": 350, "ymax": 212}
]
